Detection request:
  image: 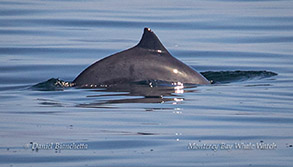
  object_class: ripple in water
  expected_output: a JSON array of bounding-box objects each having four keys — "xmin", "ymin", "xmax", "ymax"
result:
[{"xmin": 32, "ymin": 70, "xmax": 278, "ymax": 91}]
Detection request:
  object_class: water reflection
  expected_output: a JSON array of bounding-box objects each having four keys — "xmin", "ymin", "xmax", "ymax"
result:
[{"xmin": 76, "ymin": 82, "xmax": 197, "ymax": 108}]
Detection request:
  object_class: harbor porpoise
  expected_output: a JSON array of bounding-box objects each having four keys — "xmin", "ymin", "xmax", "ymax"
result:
[{"xmin": 73, "ymin": 28, "xmax": 210, "ymax": 87}]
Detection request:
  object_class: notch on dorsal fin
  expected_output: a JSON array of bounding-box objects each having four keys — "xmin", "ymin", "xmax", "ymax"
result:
[{"xmin": 136, "ymin": 28, "xmax": 168, "ymax": 52}]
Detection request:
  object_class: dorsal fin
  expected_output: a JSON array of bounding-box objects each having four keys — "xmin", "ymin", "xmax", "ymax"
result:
[{"xmin": 136, "ymin": 28, "xmax": 168, "ymax": 52}]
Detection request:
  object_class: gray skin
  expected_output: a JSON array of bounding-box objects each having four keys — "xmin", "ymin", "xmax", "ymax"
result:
[{"xmin": 73, "ymin": 28, "xmax": 210, "ymax": 86}]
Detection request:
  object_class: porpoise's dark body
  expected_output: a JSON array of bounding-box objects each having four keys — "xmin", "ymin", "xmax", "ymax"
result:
[{"xmin": 73, "ymin": 28, "xmax": 210, "ymax": 86}]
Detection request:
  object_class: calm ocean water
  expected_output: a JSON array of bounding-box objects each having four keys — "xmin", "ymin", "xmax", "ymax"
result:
[{"xmin": 1, "ymin": 0, "xmax": 293, "ymax": 166}]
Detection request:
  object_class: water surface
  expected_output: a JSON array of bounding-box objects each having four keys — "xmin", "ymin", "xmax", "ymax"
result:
[{"xmin": 0, "ymin": 0, "xmax": 293, "ymax": 166}]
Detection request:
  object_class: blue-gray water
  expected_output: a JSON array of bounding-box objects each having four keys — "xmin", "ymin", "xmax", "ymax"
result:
[{"xmin": 1, "ymin": 0, "xmax": 293, "ymax": 166}]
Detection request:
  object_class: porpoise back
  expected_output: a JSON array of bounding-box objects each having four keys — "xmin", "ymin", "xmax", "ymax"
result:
[{"xmin": 73, "ymin": 28, "xmax": 210, "ymax": 86}]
